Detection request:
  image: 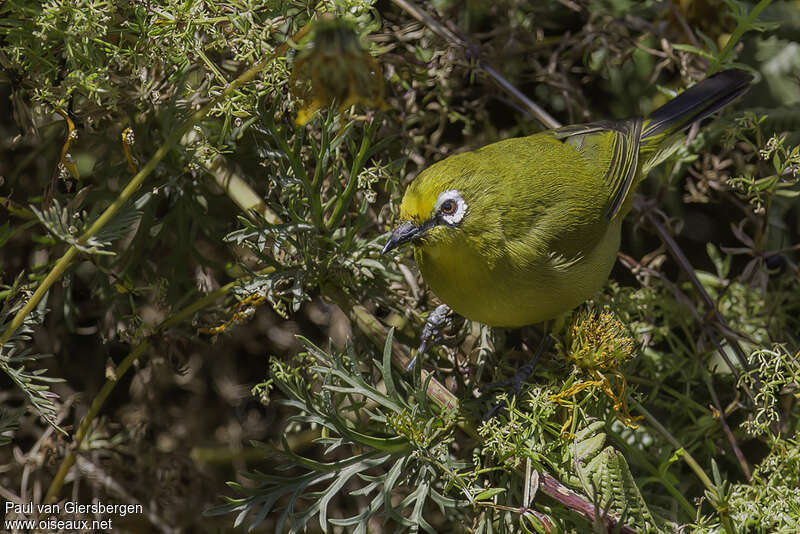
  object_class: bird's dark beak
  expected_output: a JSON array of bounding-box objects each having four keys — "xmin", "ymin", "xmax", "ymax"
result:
[{"xmin": 382, "ymin": 221, "xmax": 424, "ymax": 254}]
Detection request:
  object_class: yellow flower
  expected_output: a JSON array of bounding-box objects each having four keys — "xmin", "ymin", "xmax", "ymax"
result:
[
  {"xmin": 565, "ymin": 311, "xmax": 634, "ymax": 373},
  {"xmin": 290, "ymin": 16, "xmax": 386, "ymax": 126},
  {"xmin": 549, "ymin": 310, "xmax": 642, "ymax": 434}
]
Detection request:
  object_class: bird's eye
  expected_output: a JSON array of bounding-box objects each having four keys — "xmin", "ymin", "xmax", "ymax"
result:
[{"xmin": 441, "ymin": 199, "xmax": 456, "ymax": 215}]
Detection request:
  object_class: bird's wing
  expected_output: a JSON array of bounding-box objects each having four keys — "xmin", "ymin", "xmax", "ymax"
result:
[{"xmin": 554, "ymin": 119, "xmax": 643, "ymax": 220}]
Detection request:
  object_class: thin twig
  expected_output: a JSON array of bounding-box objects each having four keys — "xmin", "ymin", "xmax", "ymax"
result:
[
  {"xmin": 0, "ymin": 23, "xmax": 312, "ymax": 350},
  {"xmin": 0, "ymin": 483, "xmax": 24, "ymax": 505},
  {"xmin": 632, "ymin": 401, "xmax": 714, "ymax": 491},
  {"xmin": 634, "ymin": 401, "xmax": 737, "ymax": 534},
  {"xmin": 701, "ymin": 370, "xmax": 752, "ymax": 480},
  {"xmin": 390, "ymin": 0, "xmax": 560, "ymax": 130},
  {"xmin": 640, "ymin": 205, "xmax": 758, "ymax": 400},
  {"xmin": 344, "ymin": 298, "xmax": 639, "ymax": 533},
  {"xmin": 668, "ymin": 2, "xmax": 703, "ymax": 51},
  {"xmin": 618, "ymin": 250, "xmax": 754, "ymax": 481},
  {"xmin": 45, "ymin": 268, "xmax": 275, "ymax": 502}
]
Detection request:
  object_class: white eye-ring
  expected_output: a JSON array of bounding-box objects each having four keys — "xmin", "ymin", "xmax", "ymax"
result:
[{"xmin": 435, "ymin": 190, "xmax": 467, "ymax": 226}]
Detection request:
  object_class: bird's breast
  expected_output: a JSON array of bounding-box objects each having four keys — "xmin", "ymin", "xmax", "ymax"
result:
[{"xmin": 414, "ymin": 217, "xmax": 622, "ymax": 327}]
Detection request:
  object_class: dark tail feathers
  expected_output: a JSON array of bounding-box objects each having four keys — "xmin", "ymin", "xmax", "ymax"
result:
[{"xmin": 641, "ymin": 69, "xmax": 753, "ymax": 142}]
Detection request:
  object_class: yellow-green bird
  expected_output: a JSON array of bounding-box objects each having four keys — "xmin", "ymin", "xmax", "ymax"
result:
[{"xmin": 383, "ymin": 70, "xmax": 752, "ymax": 327}]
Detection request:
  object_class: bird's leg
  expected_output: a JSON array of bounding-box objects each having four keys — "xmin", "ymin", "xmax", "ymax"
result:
[
  {"xmin": 482, "ymin": 332, "xmax": 551, "ymax": 392},
  {"xmin": 482, "ymin": 333, "xmax": 552, "ymax": 420},
  {"xmin": 510, "ymin": 329, "xmax": 552, "ymax": 390},
  {"xmin": 407, "ymin": 303, "xmax": 451, "ymax": 371}
]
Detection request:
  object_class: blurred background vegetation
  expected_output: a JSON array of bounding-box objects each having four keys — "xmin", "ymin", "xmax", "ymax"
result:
[{"xmin": 1, "ymin": 0, "xmax": 799, "ymax": 532}]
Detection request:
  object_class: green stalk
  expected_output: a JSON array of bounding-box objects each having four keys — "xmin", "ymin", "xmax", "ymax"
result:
[
  {"xmin": 633, "ymin": 401, "xmax": 714, "ymax": 491},
  {"xmin": 44, "ymin": 269, "xmax": 274, "ymax": 502},
  {"xmin": 635, "ymin": 399, "xmax": 736, "ymax": 534},
  {"xmin": 713, "ymin": 0, "xmax": 773, "ymax": 72},
  {"xmin": 45, "ymin": 341, "xmax": 149, "ymax": 503},
  {"xmin": 0, "ymin": 24, "xmax": 311, "ymax": 353},
  {"xmin": 325, "ymin": 123, "xmax": 373, "ymax": 230},
  {"xmin": 609, "ymin": 430, "xmax": 697, "ymax": 519},
  {"xmin": 311, "ymin": 113, "xmax": 333, "ymax": 190}
]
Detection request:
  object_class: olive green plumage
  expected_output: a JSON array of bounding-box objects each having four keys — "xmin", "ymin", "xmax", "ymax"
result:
[{"xmin": 384, "ymin": 70, "xmax": 752, "ymax": 327}]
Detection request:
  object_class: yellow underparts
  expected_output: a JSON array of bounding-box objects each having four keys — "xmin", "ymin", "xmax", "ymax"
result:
[{"xmin": 414, "ymin": 217, "xmax": 623, "ymax": 327}]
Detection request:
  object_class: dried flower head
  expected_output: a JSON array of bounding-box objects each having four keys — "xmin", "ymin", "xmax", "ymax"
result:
[
  {"xmin": 566, "ymin": 311, "xmax": 635, "ymax": 371},
  {"xmin": 290, "ymin": 16, "xmax": 386, "ymax": 126},
  {"xmin": 550, "ymin": 310, "xmax": 642, "ymax": 433}
]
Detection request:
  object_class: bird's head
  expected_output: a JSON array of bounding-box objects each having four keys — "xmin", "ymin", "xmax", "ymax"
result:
[{"xmin": 382, "ymin": 156, "xmax": 480, "ymax": 255}]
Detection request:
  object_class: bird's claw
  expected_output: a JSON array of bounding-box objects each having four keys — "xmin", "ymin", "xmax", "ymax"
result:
[
  {"xmin": 407, "ymin": 304, "xmax": 451, "ymax": 371},
  {"xmin": 481, "ymin": 334, "xmax": 552, "ymax": 421}
]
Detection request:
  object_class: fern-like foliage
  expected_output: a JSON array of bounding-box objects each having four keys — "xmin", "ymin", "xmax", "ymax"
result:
[
  {"xmin": 206, "ymin": 330, "xmax": 469, "ymax": 533},
  {"xmin": 30, "ymin": 199, "xmax": 142, "ymax": 256},
  {"xmin": 0, "ymin": 274, "xmax": 65, "ymax": 431},
  {"xmin": 567, "ymin": 422, "xmax": 661, "ymax": 533}
]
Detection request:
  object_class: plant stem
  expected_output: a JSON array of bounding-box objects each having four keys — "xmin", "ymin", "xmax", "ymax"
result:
[
  {"xmin": 714, "ymin": 0, "xmax": 774, "ymax": 72},
  {"xmin": 0, "ymin": 23, "xmax": 311, "ymax": 365},
  {"xmin": 643, "ymin": 210, "xmax": 757, "ymax": 396},
  {"xmin": 205, "ymin": 156, "xmax": 282, "ymax": 224},
  {"xmin": 610, "ymin": 430, "xmax": 697, "ymax": 519},
  {"xmin": 700, "ymin": 370, "xmax": 752, "ymax": 480},
  {"xmin": 1, "ymin": 246, "xmax": 78, "ymax": 348},
  {"xmin": 325, "ymin": 122, "xmax": 374, "ymax": 230},
  {"xmin": 632, "ymin": 400, "xmax": 715, "ymax": 492},
  {"xmin": 390, "ymin": 0, "xmax": 560, "ymax": 130},
  {"xmin": 344, "ymin": 295, "xmax": 639, "ymax": 533},
  {"xmin": 44, "ymin": 269, "xmax": 275, "ymax": 502},
  {"xmin": 638, "ymin": 400, "xmax": 736, "ymax": 534},
  {"xmin": 45, "ymin": 341, "xmax": 149, "ymax": 503}
]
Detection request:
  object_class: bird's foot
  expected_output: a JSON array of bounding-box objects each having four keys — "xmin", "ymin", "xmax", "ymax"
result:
[
  {"xmin": 481, "ymin": 334, "xmax": 552, "ymax": 421},
  {"xmin": 406, "ymin": 304, "xmax": 451, "ymax": 371}
]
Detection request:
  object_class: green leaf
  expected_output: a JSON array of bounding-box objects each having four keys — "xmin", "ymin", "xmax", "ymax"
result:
[
  {"xmin": 672, "ymin": 43, "xmax": 715, "ymax": 60},
  {"xmin": 474, "ymin": 487, "xmax": 506, "ymax": 501}
]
